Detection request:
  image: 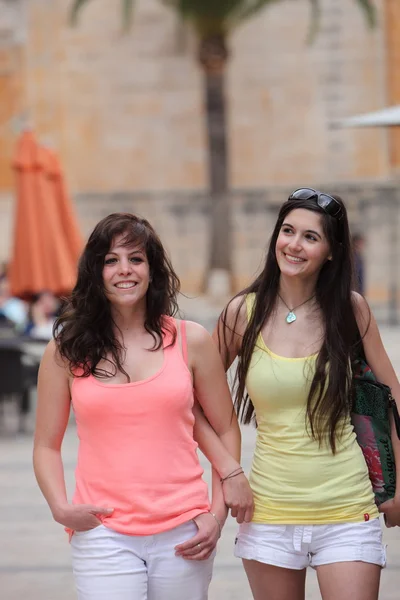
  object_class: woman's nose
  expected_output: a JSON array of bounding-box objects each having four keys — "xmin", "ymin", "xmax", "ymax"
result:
[
  {"xmin": 118, "ymin": 259, "xmax": 132, "ymax": 274},
  {"xmin": 288, "ymin": 236, "xmax": 302, "ymax": 252}
]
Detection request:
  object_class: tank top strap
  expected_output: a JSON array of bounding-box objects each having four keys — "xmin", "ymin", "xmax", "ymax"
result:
[
  {"xmin": 161, "ymin": 316, "xmax": 188, "ymax": 366},
  {"xmin": 161, "ymin": 315, "xmax": 177, "ymax": 349}
]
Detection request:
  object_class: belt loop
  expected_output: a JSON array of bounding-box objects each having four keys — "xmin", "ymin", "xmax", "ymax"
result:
[
  {"xmin": 293, "ymin": 526, "xmax": 303, "ymax": 552},
  {"xmin": 302, "ymin": 525, "xmax": 313, "ymax": 545}
]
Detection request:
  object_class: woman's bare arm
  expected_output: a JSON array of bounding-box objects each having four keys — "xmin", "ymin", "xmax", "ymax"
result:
[
  {"xmin": 174, "ymin": 320, "xmax": 253, "ymax": 559},
  {"xmin": 33, "ymin": 340, "xmax": 113, "ymax": 530},
  {"xmin": 212, "ymin": 296, "xmax": 247, "ymax": 371}
]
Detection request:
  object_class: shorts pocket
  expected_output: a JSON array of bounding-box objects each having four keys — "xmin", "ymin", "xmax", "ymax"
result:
[
  {"xmin": 381, "ymin": 544, "xmax": 387, "ymax": 568},
  {"xmin": 73, "ymin": 524, "xmax": 105, "ymax": 536},
  {"xmin": 239, "ymin": 522, "xmax": 288, "ymax": 539}
]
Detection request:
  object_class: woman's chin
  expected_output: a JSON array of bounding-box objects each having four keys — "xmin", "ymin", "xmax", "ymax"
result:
[{"xmin": 279, "ymin": 264, "xmax": 304, "ymax": 278}]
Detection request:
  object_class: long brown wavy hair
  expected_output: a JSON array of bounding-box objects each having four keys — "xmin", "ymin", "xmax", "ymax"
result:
[
  {"xmin": 218, "ymin": 194, "xmax": 367, "ymax": 453},
  {"xmin": 54, "ymin": 213, "xmax": 180, "ymax": 380}
]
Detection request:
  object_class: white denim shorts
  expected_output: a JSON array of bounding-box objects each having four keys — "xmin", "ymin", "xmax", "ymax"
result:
[
  {"xmin": 71, "ymin": 520, "xmax": 214, "ymax": 600},
  {"xmin": 234, "ymin": 518, "xmax": 386, "ymax": 570}
]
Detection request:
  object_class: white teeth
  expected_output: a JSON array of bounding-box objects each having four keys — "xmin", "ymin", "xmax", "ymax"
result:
[
  {"xmin": 285, "ymin": 254, "xmax": 304, "ymax": 263},
  {"xmin": 115, "ymin": 282, "xmax": 137, "ymax": 289}
]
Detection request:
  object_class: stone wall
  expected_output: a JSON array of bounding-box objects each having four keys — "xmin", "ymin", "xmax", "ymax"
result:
[
  {"xmin": 384, "ymin": 0, "xmax": 400, "ymax": 172},
  {"xmin": 0, "ymin": 0, "xmax": 392, "ymax": 194},
  {"xmin": 1, "ymin": 0, "xmax": 399, "ymax": 320},
  {"xmin": 74, "ymin": 184, "xmax": 400, "ymax": 322},
  {"xmin": 0, "ymin": 0, "xmax": 26, "ymax": 190},
  {"xmin": 2, "ymin": 181, "xmax": 399, "ymax": 320}
]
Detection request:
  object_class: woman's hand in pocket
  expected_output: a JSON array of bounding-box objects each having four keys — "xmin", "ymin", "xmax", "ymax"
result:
[
  {"xmin": 174, "ymin": 513, "xmax": 219, "ymax": 561},
  {"xmin": 52, "ymin": 503, "xmax": 114, "ymax": 531}
]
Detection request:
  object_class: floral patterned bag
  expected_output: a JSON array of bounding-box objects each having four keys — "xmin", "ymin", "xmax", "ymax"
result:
[{"xmin": 352, "ymin": 358, "xmax": 400, "ymax": 506}]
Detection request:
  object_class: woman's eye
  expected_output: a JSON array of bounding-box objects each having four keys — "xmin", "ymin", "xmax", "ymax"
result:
[
  {"xmin": 305, "ymin": 234, "xmax": 317, "ymax": 242},
  {"xmin": 130, "ymin": 257, "xmax": 143, "ymax": 263},
  {"xmin": 282, "ymin": 227, "xmax": 293, "ymax": 234},
  {"xmin": 104, "ymin": 258, "xmax": 116, "ymax": 265}
]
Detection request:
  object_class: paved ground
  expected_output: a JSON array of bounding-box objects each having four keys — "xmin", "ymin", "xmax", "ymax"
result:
[{"xmin": 1, "ymin": 296, "xmax": 400, "ymax": 599}]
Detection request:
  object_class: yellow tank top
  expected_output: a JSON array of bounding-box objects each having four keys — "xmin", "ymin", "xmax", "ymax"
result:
[{"xmin": 245, "ymin": 294, "xmax": 378, "ymax": 524}]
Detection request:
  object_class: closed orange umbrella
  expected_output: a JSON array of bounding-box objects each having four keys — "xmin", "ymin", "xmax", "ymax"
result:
[{"xmin": 9, "ymin": 131, "xmax": 83, "ymax": 298}]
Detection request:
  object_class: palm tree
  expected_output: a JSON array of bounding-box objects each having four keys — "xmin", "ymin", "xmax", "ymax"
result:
[{"xmin": 70, "ymin": 0, "xmax": 376, "ymax": 291}]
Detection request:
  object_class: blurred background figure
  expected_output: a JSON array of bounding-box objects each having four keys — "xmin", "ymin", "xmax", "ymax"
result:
[
  {"xmin": 24, "ymin": 290, "xmax": 60, "ymax": 340},
  {"xmin": 0, "ymin": 272, "xmax": 27, "ymax": 335},
  {"xmin": 352, "ymin": 233, "xmax": 366, "ymax": 295},
  {"xmin": 0, "ymin": 289, "xmax": 60, "ymax": 432}
]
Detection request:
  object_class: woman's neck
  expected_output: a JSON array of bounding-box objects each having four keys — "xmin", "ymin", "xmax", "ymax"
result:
[
  {"xmin": 110, "ymin": 303, "xmax": 147, "ymax": 335},
  {"xmin": 278, "ymin": 275, "xmax": 317, "ymax": 309}
]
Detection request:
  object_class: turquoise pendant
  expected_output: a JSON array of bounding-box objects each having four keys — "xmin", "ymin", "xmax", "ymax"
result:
[{"xmin": 286, "ymin": 311, "xmax": 296, "ymax": 324}]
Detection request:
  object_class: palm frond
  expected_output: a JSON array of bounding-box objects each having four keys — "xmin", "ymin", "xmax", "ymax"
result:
[
  {"xmin": 71, "ymin": 0, "xmax": 377, "ymax": 36},
  {"xmin": 162, "ymin": 0, "xmax": 240, "ymax": 20},
  {"xmin": 357, "ymin": 0, "xmax": 377, "ymax": 27},
  {"xmin": 122, "ymin": 0, "xmax": 135, "ymax": 31},
  {"xmin": 162, "ymin": 0, "xmax": 276, "ymax": 36},
  {"xmin": 307, "ymin": 0, "xmax": 320, "ymax": 44},
  {"xmin": 163, "ymin": 0, "xmax": 274, "ymax": 22},
  {"xmin": 70, "ymin": 0, "xmax": 135, "ymax": 29},
  {"xmin": 231, "ymin": 0, "xmax": 280, "ymax": 24},
  {"xmin": 70, "ymin": 0, "xmax": 93, "ymax": 25},
  {"xmin": 306, "ymin": 0, "xmax": 375, "ymax": 43}
]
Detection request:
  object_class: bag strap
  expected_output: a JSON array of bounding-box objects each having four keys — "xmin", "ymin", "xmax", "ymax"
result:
[
  {"xmin": 354, "ymin": 324, "xmax": 366, "ymax": 360},
  {"xmin": 352, "ymin": 323, "xmax": 369, "ymax": 378}
]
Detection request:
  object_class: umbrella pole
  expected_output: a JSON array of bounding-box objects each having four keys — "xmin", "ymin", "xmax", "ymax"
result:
[{"xmin": 388, "ymin": 193, "xmax": 399, "ymax": 325}]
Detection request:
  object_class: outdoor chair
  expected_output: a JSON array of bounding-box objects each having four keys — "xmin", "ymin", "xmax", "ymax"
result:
[{"xmin": 0, "ymin": 346, "xmax": 37, "ymax": 433}]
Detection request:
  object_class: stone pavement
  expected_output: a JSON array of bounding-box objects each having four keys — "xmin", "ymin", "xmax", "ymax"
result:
[{"xmin": 1, "ymin": 296, "xmax": 400, "ymax": 599}]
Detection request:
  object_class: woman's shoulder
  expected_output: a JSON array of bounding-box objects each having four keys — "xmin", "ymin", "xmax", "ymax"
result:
[
  {"xmin": 41, "ymin": 338, "xmax": 60, "ymax": 362},
  {"xmin": 39, "ymin": 338, "xmax": 70, "ymax": 376},
  {"xmin": 351, "ymin": 290, "xmax": 367, "ymax": 308},
  {"xmin": 351, "ymin": 291, "xmax": 372, "ymax": 336},
  {"xmin": 222, "ymin": 294, "xmax": 249, "ymax": 331},
  {"xmin": 172, "ymin": 318, "xmax": 220, "ymax": 367},
  {"xmin": 176, "ymin": 318, "xmax": 211, "ymax": 347}
]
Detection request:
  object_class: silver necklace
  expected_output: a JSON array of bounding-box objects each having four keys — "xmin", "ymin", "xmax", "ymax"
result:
[{"xmin": 278, "ymin": 293, "xmax": 315, "ymax": 324}]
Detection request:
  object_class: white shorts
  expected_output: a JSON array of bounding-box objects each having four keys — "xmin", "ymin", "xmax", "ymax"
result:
[
  {"xmin": 234, "ymin": 519, "xmax": 386, "ymax": 570},
  {"xmin": 71, "ymin": 520, "xmax": 214, "ymax": 600}
]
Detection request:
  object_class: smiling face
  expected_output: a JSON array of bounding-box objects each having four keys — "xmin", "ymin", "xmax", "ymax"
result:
[
  {"xmin": 102, "ymin": 233, "xmax": 150, "ymax": 310},
  {"xmin": 275, "ymin": 208, "xmax": 332, "ymax": 281}
]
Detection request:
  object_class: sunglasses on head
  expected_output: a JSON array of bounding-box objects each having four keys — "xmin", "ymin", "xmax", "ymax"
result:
[{"xmin": 288, "ymin": 188, "xmax": 343, "ymax": 219}]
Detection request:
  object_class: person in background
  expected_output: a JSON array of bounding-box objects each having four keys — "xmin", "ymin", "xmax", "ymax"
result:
[
  {"xmin": 0, "ymin": 274, "xmax": 27, "ymax": 333},
  {"xmin": 18, "ymin": 290, "xmax": 59, "ymax": 428},
  {"xmin": 352, "ymin": 233, "xmax": 366, "ymax": 295},
  {"xmin": 25, "ymin": 290, "xmax": 60, "ymax": 340},
  {"xmin": 33, "ymin": 213, "xmax": 253, "ymax": 600}
]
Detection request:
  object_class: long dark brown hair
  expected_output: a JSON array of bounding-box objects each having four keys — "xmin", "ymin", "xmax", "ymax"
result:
[
  {"xmin": 54, "ymin": 213, "xmax": 180, "ymax": 380},
  {"xmin": 218, "ymin": 194, "xmax": 365, "ymax": 452}
]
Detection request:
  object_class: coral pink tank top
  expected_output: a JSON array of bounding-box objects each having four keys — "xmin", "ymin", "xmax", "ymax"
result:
[{"xmin": 69, "ymin": 317, "xmax": 210, "ymax": 536}]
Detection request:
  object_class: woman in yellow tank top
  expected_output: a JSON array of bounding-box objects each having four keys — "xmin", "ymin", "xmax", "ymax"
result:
[{"xmin": 213, "ymin": 190, "xmax": 400, "ymax": 600}]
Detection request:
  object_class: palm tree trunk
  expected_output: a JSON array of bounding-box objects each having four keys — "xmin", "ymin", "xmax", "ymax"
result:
[{"xmin": 199, "ymin": 35, "xmax": 231, "ymax": 290}]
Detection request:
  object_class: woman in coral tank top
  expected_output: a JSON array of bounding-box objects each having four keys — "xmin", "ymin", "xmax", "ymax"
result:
[{"xmin": 33, "ymin": 213, "xmax": 253, "ymax": 600}]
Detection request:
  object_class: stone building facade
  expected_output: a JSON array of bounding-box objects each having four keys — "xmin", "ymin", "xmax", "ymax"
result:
[{"xmin": 1, "ymin": 0, "xmax": 400, "ymax": 317}]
